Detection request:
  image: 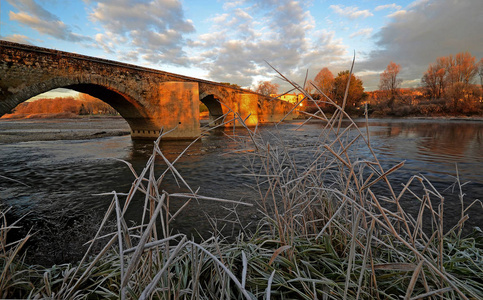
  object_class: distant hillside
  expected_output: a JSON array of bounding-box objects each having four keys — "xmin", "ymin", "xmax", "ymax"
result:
[{"xmin": 1, "ymin": 94, "xmax": 118, "ymax": 119}]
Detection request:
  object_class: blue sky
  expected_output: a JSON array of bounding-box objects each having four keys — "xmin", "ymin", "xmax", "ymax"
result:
[{"xmin": 1, "ymin": 0, "xmax": 482, "ymax": 96}]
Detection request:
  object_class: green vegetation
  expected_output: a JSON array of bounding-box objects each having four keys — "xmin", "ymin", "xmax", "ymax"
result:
[{"xmin": 1, "ymin": 76, "xmax": 482, "ymax": 299}]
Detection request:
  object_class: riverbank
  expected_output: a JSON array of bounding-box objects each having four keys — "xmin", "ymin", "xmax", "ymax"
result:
[
  {"xmin": 0, "ymin": 116, "xmax": 130, "ymax": 144},
  {"xmin": 374, "ymin": 115, "xmax": 483, "ymax": 122},
  {"xmin": 3, "ymin": 113, "xmax": 483, "ymax": 145}
]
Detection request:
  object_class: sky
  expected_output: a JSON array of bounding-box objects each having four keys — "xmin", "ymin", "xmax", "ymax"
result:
[{"xmin": 1, "ymin": 0, "xmax": 482, "ymax": 97}]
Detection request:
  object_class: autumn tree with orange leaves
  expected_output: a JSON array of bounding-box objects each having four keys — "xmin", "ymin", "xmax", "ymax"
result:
[
  {"xmin": 379, "ymin": 61, "xmax": 402, "ymax": 98},
  {"xmin": 422, "ymin": 64, "xmax": 446, "ymax": 99},
  {"xmin": 8, "ymin": 97, "xmax": 79, "ymax": 116},
  {"xmin": 422, "ymin": 52, "xmax": 479, "ymax": 110},
  {"xmin": 313, "ymin": 67, "xmax": 335, "ymax": 99},
  {"xmin": 333, "ymin": 70, "xmax": 365, "ymax": 108},
  {"xmin": 77, "ymin": 93, "xmax": 117, "ymax": 115},
  {"xmin": 2, "ymin": 93, "xmax": 118, "ymax": 119}
]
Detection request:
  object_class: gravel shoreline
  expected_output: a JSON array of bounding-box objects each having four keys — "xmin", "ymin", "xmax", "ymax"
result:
[{"xmin": 0, "ymin": 116, "xmax": 131, "ymax": 144}]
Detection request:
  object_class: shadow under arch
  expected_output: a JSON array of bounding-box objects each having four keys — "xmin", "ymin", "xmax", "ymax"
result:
[
  {"xmin": 66, "ymin": 83, "xmax": 155, "ymax": 130},
  {"xmin": 199, "ymin": 93, "xmax": 225, "ymax": 126},
  {"xmin": 1, "ymin": 76, "xmax": 159, "ymax": 136}
]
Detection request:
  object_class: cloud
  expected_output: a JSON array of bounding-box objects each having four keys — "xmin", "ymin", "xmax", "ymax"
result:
[
  {"xmin": 386, "ymin": 10, "xmax": 407, "ymax": 18},
  {"xmin": 329, "ymin": 5, "xmax": 373, "ymax": 19},
  {"xmin": 193, "ymin": 1, "xmax": 349, "ymax": 89},
  {"xmin": 350, "ymin": 28, "xmax": 373, "ymax": 38},
  {"xmin": 6, "ymin": 0, "xmax": 92, "ymax": 42},
  {"xmin": 358, "ymin": 0, "xmax": 483, "ymax": 90},
  {"xmin": 354, "ymin": 70, "xmax": 381, "ymax": 77},
  {"xmin": 1, "ymin": 34, "xmax": 34, "ymax": 44},
  {"xmin": 401, "ymin": 78, "xmax": 420, "ymax": 88},
  {"xmin": 118, "ymin": 50, "xmax": 139, "ymax": 62},
  {"xmin": 375, "ymin": 4, "xmax": 402, "ymax": 11},
  {"xmin": 88, "ymin": 0, "xmax": 194, "ymax": 66}
]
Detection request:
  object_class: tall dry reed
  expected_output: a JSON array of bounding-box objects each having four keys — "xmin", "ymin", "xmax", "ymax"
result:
[{"xmin": 0, "ymin": 65, "xmax": 482, "ymax": 299}]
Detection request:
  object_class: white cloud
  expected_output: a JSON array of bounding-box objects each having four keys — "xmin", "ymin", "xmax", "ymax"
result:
[
  {"xmin": 375, "ymin": 4, "xmax": 402, "ymax": 11},
  {"xmin": 401, "ymin": 78, "xmax": 421, "ymax": 88},
  {"xmin": 191, "ymin": 1, "xmax": 349, "ymax": 89},
  {"xmin": 118, "ymin": 50, "xmax": 139, "ymax": 62},
  {"xmin": 94, "ymin": 33, "xmax": 115, "ymax": 54},
  {"xmin": 387, "ymin": 10, "xmax": 407, "ymax": 18},
  {"xmin": 354, "ymin": 70, "xmax": 381, "ymax": 77},
  {"xmin": 407, "ymin": 0, "xmax": 431, "ymax": 9},
  {"xmin": 222, "ymin": 0, "xmax": 247, "ymax": 10},
  {"xmin": 329, "ymin": 5, "xmax": 373, "ymax": 19},
  {"xmin": 88, "ymin": 0, "xmax": 195, "ymax": 66},
  {"xmin": 7, "ymin": 0, "xmax": 91, "ymax": 42},
  {"xmin": 350, "ymin": 28, "xmax": 373, "ymax": 38},
  {"xmin": 1, "ymin": 34, "xmax": 33, "ymax": 44}
]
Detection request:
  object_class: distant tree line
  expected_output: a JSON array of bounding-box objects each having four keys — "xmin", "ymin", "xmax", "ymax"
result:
[
  {"xmin": 254, "ymin": 51, "xmax": 482, "ymax": 117},
  {"xmin": 2, "ymin": 94, "xmax": 118, "ymax": 119},
  {"xmin": 254, "ymin": 69, "xmax": 367, "ymax": 114},
  {"xmin": 371, "ymin": 52, "xmax": 482, "ymax": 116}
]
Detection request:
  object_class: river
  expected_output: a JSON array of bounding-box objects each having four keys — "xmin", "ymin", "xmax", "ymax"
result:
[{"xmin": 0, "ymin": 117, "xmax": 482, "ymax": 265}]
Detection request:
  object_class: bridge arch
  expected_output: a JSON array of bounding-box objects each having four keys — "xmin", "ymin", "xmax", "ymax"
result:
[
  {"xmin": 1, "ymin": 76, "xmax": 159, "ymax": 134},
  {"xmin": 199, "ymin": 83, "xmax": 241, "ymax": 126},
  {"xmin": 199, "ymin": 91, "xmax": 225, "ymax": 126},
  {"xmin": 1, "ymin": 41, "xmax": 295, "ymax": 139}
]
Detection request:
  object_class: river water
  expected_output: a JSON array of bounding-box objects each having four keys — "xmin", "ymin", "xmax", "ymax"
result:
[{"xmin": 0, "ymin": 117, "xmax": 482, "ymax": 265}]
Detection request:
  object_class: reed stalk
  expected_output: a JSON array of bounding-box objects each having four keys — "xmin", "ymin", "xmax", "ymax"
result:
[{"xmin": 0, "ymin": 67, "xmax": 482, "ymax": 299}]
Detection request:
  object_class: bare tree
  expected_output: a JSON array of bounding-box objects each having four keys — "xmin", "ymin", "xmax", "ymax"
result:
[
  {"xmin": 422, "ymin": 64, "xmax": 446, "ymax": 99},
  {"xmin": 304, "ymin": 79, "xmax": 315, "ymax": 94},
  {"xmin": 255, "ymin": 80, "xmax": 279, "ymax": 96},
  {"xmin": 454, "ymin": 52, "xmax": 478, "ymax": 85},
  {"xmin": 379, "ymin": 61, "xmax": 402, "ymax": 97}
]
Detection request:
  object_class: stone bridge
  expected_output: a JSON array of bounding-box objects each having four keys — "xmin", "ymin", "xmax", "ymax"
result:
[{"xmin": 0, "ymin": 41, "xmax": 295, "ymax": 139}]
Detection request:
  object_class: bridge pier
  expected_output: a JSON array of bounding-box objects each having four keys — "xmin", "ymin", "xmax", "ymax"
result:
[
  {"xmin": 235, "ymin": 94, "xmax": 259, "ymax": 126},
  {"xmin": 131, "ymin": 82, "xmax": 201, "ymax": 140},
  {"xmin": 258, "ymin": 99, "xmax": 295, "ymax": 123}
]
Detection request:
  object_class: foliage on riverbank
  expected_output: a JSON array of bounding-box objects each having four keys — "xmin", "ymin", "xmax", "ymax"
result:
[
  {"xmin": 0, "ymin": 93, "xmax": 118, "ymax": 119},
  {"xmin": 1, "ymin": 73, "xmax": 483, "ymax": 299}
]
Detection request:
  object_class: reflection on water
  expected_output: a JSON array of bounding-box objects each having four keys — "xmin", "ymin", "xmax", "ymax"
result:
[
  {"xmin": 357, "ymin": 120, "xmax": 482, "ymax": 184},
  {"xmin": 367, "ymin": 120, "xmax": 482, "ymax": 162},
  {"xmin": 0, "ymin": 118, "xmax": 482, "ymax": 265}
]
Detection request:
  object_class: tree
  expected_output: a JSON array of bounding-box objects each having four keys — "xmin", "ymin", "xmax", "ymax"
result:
[
  {"xmin": 255, "ymin": 80, "xmax": 279, "ymax": 96},
  {"xmin": 304, "ymin": 79, "xmax": 315, "ymax": 94},
  {"xmin": 77, "ymin": 93, "xmax": 117, "ymax": 115},
  {"xmin": 478, "ymin": 58, "xmax": 483, "ymax": 95},
  {"xmin": 379, "ymin": 61, "xmax": 402, "ymax": 97},
  {"xmin": 313, "ymin": 67, "xmax": 334, "ymax": 98},
  {"xmin": 422, "ymin": 64, "xmax": 446, "ymax": 98},
  {"xmin": 453, "ymin": 52, "xmax": 478, "ymax": 85},
  {"xmin": 422, "ymin": 52, "xmax": 479, "ymax": 109},
  {"xmin": 333, "ymin": 70, "xmax": 365, "ymax": 108}
]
